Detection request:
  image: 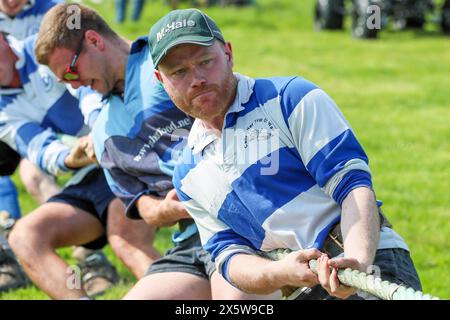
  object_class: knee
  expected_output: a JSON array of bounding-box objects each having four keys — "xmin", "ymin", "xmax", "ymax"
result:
[
  {"xmin": 19, "ymin": 163, "xmax": 58, "ymax": 202},
  {"xmin": 8, "ymin": 217, "xmax": 36, "ymax": 258},
  {"xmin": 20, "ymin": 171, "xmax": 41, "ymax": 198},
  {"xmin": 19, "ymin": 166, "xmax": 50, "ymax": 201},
  {"xmin": 9, "ymin": 214, "xmax": 51, "ymax": 257}
]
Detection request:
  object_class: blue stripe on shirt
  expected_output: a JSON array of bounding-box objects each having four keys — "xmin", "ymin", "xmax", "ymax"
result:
[
  {"xmin": 279, "ymin": 76, "xmax": 319, "ymax": 121},
  {"xmin": 203, "ymin": 229, "xmax": 255, "ymax": 262},
  {"xmin": 225, "ymin": 78, "xmax": 280, "ymax": 129},
  {"xmin": 34, "ymin": 131, "xmax": 58, "ymax": 171},
  {"xmin": 18, "ymin": 36, "xmax": 39, "ymax": 86},
  {"xmin": 0, "ymin": 94, "xmax": 17, "ymax": 111},
  {"xmin": 173, "ymin": 148, "xmax": 201, "ymax": 202},
  {"xmin": 41, "ymin": 90, "xmax": 83, "ymax": 135},
  {"xmin": 15, "ymin": 122, "xmax": 45, "ymax": 156},
  {"xmin": 306, "ymin": 129, "xmax": 369, "ymax": 188},
  {"xmin": 332, "ymin": 170, "xmax": 372, "ymax": 206},
  {"xmin": 217, "ymin": 146, "xmax": 316, "ymax": 249},
  {"xmin": 312, "ymin": 214, "xmax": 341, "ymax": 249},
  {"xmin": 16, "ymin": 0, "xmax": 61, "ymax": 17}
]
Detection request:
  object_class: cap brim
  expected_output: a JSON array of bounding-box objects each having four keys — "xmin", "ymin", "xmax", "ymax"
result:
[{"xmin": 154, "ymin": 35, "xmax": 215, "ymax": 68}]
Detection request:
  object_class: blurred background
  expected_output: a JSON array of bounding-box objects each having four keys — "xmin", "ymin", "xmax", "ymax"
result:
[{"xmin": 2, "ymin": 0, "xmax": 449, "ymax": 299}]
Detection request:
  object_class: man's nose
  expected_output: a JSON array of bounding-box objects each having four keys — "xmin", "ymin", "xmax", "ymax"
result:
[{"xmin": 190, "ymin": 67, "xmax": 207, "ymax": 87}]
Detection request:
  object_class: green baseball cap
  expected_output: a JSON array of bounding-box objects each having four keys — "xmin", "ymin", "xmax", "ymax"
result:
[{"xmin": 148, "ymin": 8, "xmax": 225, "ymax": 68}]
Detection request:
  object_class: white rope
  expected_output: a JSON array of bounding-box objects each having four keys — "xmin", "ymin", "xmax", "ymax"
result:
[{"xmin": 265, "ymin": 249, "xmax": 439, "ymax": 300}]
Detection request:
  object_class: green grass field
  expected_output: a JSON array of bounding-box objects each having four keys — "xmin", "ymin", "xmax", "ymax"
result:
[{"xmin": 1, "ymin": 0, "xmax": 449, "ymax": 300}]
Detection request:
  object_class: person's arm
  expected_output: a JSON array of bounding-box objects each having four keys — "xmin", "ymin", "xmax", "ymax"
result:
[
  {"xmin": 63, "ymin": 134, "xmax": 97, "ymax": 169},
  {"xmin": 227, "ymin": 249, "xmax": 322, "ymax": 295},
  {"xmin": 316, "ymin": 187, "xmax": 380, "ymax": 299},
  {"xmin": 96, "ymin": 149, "xmax": 186, "ymax": 226},
  {"xmin": 173, "ymin": 155, "xmax": 322, "ymax": 294},
  {"xmin": 0, "ymin": 115, "xmax": 73, "ymax": 175},
  {"xmin": 88, "ymin": 100, "xmax": 187, "ymax": 226},
  {"xmin": 280, "ymin": 78, "xmax": 379, "ymax": 298},
  {"xmin": 341, "ymin": 186, "xmax": 380, "ymax": 271},
  {"xmin": 135, "ymin": 189, "xmax": 191, "ymax": 227}
]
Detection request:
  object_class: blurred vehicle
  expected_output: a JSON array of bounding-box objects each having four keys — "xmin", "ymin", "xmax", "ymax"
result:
[{"xmin": 314, "ymin": 0, "xmax": 450, "ymax": 38}]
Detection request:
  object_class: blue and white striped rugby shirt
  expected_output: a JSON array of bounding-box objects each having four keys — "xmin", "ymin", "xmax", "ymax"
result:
[
  {"xmin": 0, "ymin": 0, "xmax": 63, "ymax": 40},
  {"xmin": 174, "ymin": 73, "xmax": 408, "ymax": 281},
  {"xmin": 0, "ymin": 35, "xmax": 103, "ymax": 176}
]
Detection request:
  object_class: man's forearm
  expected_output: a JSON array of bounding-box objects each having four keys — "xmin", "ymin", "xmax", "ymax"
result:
[
  {"xmin": 340, "ymin": 187, "xmax": 380, "ymax": 271},
  {"xmin": 228, "ymin": 254, "xmax": 285, "ymax": 295},
  {"xmin": 136, "ymin": 194, "xmax": 163, "ymax": 224},
  {"xmin": 136, "ymin": 194, "xmax": 189, "ymax": 226}
]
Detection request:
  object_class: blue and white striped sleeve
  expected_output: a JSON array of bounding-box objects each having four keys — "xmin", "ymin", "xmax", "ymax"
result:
[
  {"xmin": 173, "ymin": 149, "xmax": 256, "ymax": 285},
  {"xmin": 0, "ymin": 116, "xmax": 70, "ymax": 176},
  {"xmin": 280, "ymin": 77, "xmax": 373, "ymax": 206}
]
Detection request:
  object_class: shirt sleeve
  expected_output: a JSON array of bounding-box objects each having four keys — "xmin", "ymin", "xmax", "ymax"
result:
[
  {"xmin": 69, "ymin": 86, "xmax": 104, "ymax": 129},
  {"xmin": 279, "ymin": 77, "xmax": 373, "ymax": 206},
  {"xmin": 102, "ymin": 165, "xmax": 151, "ymax": 219},
  {"xmin": 0, "ymin": 104, "xmax": 71, "ymax": 176}
]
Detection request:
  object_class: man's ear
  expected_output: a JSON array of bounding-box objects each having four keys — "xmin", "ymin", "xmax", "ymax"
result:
[
  {"xmin": 84, "ymin": 30, "xmax": 105, "ymax": 50},
  {"xmin": 224, "ymin": 41, "xmax": 234, "ymax": 67},
  {"xmin": 154, "ymin": 69, "xmax": 163, "ymax": 83}
]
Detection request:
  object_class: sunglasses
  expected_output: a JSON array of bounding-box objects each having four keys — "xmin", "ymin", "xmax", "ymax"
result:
[{"xmin": 62, "ymin": 36, "xmax": 84, "ymax": 81}]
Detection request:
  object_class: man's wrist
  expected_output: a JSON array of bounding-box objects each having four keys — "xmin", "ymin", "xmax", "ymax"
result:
[
  {"xmin": 262, "ymin": 260, "xmax": 287, "ymax": 290},
  {"xmin": 59, "ymin": 150, "xmax": 72, "ymax": 171}
]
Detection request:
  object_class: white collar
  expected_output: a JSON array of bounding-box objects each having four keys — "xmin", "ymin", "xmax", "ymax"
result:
[{"xmin": 187, "ymin": 73, "xmax": 255, "ymax": 154}]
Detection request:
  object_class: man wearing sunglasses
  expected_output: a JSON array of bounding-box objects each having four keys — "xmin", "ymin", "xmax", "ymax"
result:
[
  {"xmin": 34, "ymin": 3, "xmax": 279, "ymax": 300},
  {"xmin": 0, "ymin": 0, "xmax": 143, "ymax": 298},
  {"xmin": 0, "ymin": 33, "xmax": 162, "ymax": 299}
]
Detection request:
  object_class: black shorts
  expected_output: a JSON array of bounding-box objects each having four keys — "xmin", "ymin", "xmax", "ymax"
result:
[
  {"xmin": 146, "ymin": 229, "xmax": 216, "ymax": 279},
  {"xmin": 47, "ymin": 168, "xmax": 115, "ymax": 250},
  {"xmin": 0, "ymin": 142, "xmax": 21, "ymax": 176}
]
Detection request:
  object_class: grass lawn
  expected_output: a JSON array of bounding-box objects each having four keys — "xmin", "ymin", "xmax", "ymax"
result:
[{"xmin": 1, "ymin": 0, "xmax": 448, "ymax": 299}]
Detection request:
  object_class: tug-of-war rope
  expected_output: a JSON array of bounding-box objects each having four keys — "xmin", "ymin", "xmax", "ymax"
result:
[{"xmin": 266, "ymin": 249, "xmax": 440, "ymax": 300}]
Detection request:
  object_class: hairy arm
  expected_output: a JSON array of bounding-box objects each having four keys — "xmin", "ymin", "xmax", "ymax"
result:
[
  {"xmin": 340, "ymin": 186, "xmax": 380, "ymax": 270},
  {"xmin": 317, "ymin": 186, "xmax": 380, "ymax": 299},
  {"xmin": 136, "ymin": 189, "xmax": 191, "ymax": 227},
  {"xmin": 227, "ymin": 249, "xmax": 322, "ymax": 295}
]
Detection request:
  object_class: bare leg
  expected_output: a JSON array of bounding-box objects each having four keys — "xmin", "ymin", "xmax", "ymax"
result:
[
  {"xmin": 122, "ymin": 272, "xmax": 211, "ymax": 300},
  {"xmin": 106, "ymin": 199, "xmax": 161, "ymax": 279},
  {"xmin": 18, "ymin": 159, "xmax": 60, "ymax": 204},
  {"xmin": 9, "ymin": 202, "xmax": 105, "ymax": 299},
  {"xmin": 210, "ymin": 271, "xmax": 282, "ymax": 300}
]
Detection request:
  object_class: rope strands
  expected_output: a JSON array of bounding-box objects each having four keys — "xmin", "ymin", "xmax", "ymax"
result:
[{"xmin": 265, "ymin": 249, "xmax": 439, "ymax": 300}]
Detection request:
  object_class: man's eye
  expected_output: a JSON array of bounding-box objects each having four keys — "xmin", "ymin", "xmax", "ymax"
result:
[
  {"xmin": 173, "ymin": 69, "xmax": 186, "ymax": 76},
  {"xmin": 201, "ymin": 59, "xmax": 212, "ymax": 65}
]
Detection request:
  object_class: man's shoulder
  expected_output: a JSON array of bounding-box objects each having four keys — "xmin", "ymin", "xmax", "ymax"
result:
[
  {"xmin": 254, "ymin": 76, "xmax": 318, "ymax": 95},
  {"xmin": 25, "ymin": 0, "xmax": 61, "ymax": 15},
  {"xmin": 130, "ymin": 36, "xmax": 149, "ymax": 54},
  {"xmin": 93, "ymin": 96, "xmax": 131, "ymax": 138},
  {"xmin": 173, "ymin": 146, "xmax": 200, "ymax": 186}
]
